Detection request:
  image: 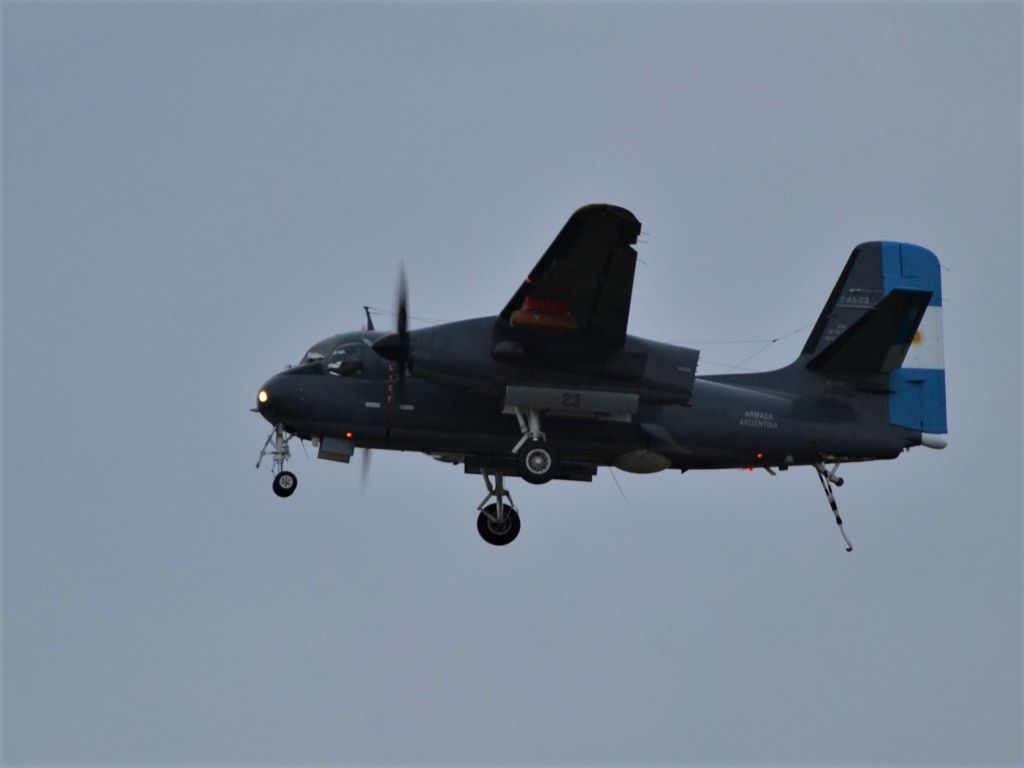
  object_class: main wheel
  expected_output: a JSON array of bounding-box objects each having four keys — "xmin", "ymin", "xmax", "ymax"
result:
[
  {"xmin": 516, "ymin": 439, "xmax": 558, "ymax": 485},
  {"xmin": 273, "ymin": 470, "xmax": 297, "ymax": 497},
  {"xmin": 477, "ymin": 504, "xmax": 521, "ymax": 546}
]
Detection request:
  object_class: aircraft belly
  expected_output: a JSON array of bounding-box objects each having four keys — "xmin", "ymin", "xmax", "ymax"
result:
[{"xmin": 376, "ymin": 423, "xmax": 642, "ymax": 464}]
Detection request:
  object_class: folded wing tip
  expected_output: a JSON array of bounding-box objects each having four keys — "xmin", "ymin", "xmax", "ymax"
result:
[
  {"xmin": 499, "ymin": 203, "xmax": 642, "ymax": 337},
  {"xmin": 574, "ymin": 202, "xmax": 639, "ymax": 222}
]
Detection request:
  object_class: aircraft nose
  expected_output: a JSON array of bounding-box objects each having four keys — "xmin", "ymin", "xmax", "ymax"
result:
[{"xmin": 255, "ymin": 372, "xmax": 297, "ymax": 423}]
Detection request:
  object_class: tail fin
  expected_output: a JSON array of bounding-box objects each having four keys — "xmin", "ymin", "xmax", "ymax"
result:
[{"xmin": 804, "ymin": 242, "xmax": 947, "ymax": 433}]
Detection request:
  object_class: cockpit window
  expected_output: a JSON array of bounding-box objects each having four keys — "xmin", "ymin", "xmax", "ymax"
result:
[
  {"xmin": 325, "ymin": 341, "xmax": 364, "ymax": 377},
  {"xmin": 300, "ymin": 335, "xmax": 342, "ymax": 366}
]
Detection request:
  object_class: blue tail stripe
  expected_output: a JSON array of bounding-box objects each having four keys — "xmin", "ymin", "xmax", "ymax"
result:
[
  {"xmin": 881, "ymin": 242, "xmax": 942, "ymax": 307},
  {"xmin": 889, "ymin": 368, "xmax": 947, "ymax": 433}
]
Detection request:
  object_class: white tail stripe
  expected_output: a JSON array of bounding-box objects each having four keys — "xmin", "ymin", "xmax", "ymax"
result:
[{"xmin": 903, "ymin": 305, "xmax": 944, "ymax": 370}]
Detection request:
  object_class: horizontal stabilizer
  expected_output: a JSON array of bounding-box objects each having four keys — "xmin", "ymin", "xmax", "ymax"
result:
[{"xmin": 807, "ymin": 289, "xmax": 932, "ymax": 374}]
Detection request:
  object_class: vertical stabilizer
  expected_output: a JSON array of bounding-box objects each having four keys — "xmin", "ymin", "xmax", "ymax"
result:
[{"xmin": 803, "ymin": 242, "xmax": 946, "ymax": 434}]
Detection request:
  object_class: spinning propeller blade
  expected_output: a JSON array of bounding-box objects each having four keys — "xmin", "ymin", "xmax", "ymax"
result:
[
  {"xmin": 360, "ymin": 447, "xmax": 372, "ymax": 492},
  {"xmin": 371, "ymin": 264, "xmax": 411, "ymax": 378},
  {"xmin": 396, "ymin": 265, "xmax": 408, "ymax": 382},
  {"xmin": 397, "ymin": 265, "xmax": 408, "ymax": 340}
]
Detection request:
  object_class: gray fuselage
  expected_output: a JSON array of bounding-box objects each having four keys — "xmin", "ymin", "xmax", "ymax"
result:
[{"xmin": 256, "ymin": 316, "xmax": 920, "ymax": 476}]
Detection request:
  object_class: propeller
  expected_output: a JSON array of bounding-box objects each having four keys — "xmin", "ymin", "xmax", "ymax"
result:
[
  {"xmin": 397, "ymin": 265, "xmax": 408, "ymax": 340},
  {"xmin": 360, "ymin": 447, "xmax": 372, "ymax": 492},
  {"xmin": 371, "ymin": 264, "xmax": 411, "ymax": 378},
  {"xmin": 361, "ymin": 267, "xmax": 410, "ymax": 491}
]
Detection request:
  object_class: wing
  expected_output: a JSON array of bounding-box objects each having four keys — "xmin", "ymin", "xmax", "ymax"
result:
[{"xmin": 500, "ymin": 204, "xmax": 642, "ymax": 349}]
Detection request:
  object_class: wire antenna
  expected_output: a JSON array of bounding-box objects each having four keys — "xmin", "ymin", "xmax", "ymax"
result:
[
  {"xmin": 363, "ymin": 306, "xmax": 445, "ymax": 326},
  {"xmin": 608, "ymin": 467, "xmax": 628, "ymax": 503},
  {"xmin": 722, "ymin": 322, "xmax": 814, "ymax": 372}
]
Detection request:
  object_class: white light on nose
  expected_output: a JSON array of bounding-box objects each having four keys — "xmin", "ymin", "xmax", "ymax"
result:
[{"xmin": 258, "ymin": 389, "xmax": 269, "ymax": 404}]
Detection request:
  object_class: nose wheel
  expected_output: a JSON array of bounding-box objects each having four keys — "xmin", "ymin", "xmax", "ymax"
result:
[
  {"xmin": 272, "ymin": 470, "xmax": 298, "ymax": 497},
  {"xmin": 258, "ymin": 424, "xmax": 298, "ymax": 498}
]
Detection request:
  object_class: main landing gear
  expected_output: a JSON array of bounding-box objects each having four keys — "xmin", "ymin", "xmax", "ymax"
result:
[
  {"xmin": 814, "ymin": 461, "xmax": 852, "ymax": 552},
  {"xmin": 258, "ymin": 423, "xmax": 298, "ymax": 498},
  {"xmin": 511, "ymin": 406, "xmax": 559, "ymax": 484},
  {"xmin": 476, "ymin": 473, "xmax": 520, "ymax": 546}
]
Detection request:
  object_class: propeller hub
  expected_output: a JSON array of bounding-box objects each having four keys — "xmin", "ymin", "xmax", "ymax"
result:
[{"xmin": 371, "ymin": 332, "xmax": 409, "ymax": 362}]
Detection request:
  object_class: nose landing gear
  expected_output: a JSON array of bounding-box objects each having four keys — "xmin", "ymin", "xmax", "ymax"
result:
[
  {"xmin": 272, "ymin": 470, "xmax": 298, "ymax": 497},
  {"xmin": 258, "ymin": 424, "xmax": 298, "ymax": 498}
]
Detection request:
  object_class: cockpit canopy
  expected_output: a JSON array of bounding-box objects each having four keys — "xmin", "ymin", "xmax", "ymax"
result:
[
  {"xmin": 299, "ymin": 335, "xmax": 341, "ymax": 365},
  {"xmin": 299, "ymin": 333, "xmax": 370, "ymax": 377},
  {"xmin": 325, "ymin": 341, "xmax": 365, "ymax": 377}
]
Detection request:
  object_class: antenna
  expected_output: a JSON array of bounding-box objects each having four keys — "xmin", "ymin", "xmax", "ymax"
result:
[{"xmin": 362, "ymin": 305, "xmax": 375, "ymax": 331}]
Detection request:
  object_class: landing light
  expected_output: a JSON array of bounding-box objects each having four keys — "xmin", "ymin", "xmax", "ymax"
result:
[{"xmin": 258, "ymin": 389, "xmax": 269, "ymax": 404}]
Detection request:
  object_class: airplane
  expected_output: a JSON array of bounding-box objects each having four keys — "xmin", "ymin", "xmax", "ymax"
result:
[{"xmin": 254, "ymin": 203, "xmax": 947, "ymax": 550}]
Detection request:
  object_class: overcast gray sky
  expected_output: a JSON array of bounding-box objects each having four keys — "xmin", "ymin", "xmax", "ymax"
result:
[{"xmin": 3, "ymin": 2, "xmax": 1021, "ymax": 764}]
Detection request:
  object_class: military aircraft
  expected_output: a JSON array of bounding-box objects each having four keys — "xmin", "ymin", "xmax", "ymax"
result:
[{"xmin": 254, "ymin": 204, "xmax": 947, "ymax": 550}]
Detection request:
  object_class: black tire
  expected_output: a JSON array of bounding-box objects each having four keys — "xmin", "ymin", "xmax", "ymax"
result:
[
  {"xmin": 273, "ymin": 470, "xmax": 297, "ymax": 498},
  {"xmin": 477, "ymin": 504, "xmax": 521, "ymax": 546},
  {"xmin": 516, "ymin": 439, "xmax": 558, "ymax": 485}
]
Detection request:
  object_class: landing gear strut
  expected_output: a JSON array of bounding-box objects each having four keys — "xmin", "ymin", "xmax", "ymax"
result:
[
  {"xmin": 476, "ymin": 473, "xmax": 520, "ymax": 545},
  {"xmin": 814, "ymin": 461, "xmax": 852, "ymax": 551},
  {"xmin": 258, "ymin": 424, "xmax": 297, "ymax": 498},
  {"xmin": 511, "ymin": 407, "xmax": 559, "ymax": 485}
]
